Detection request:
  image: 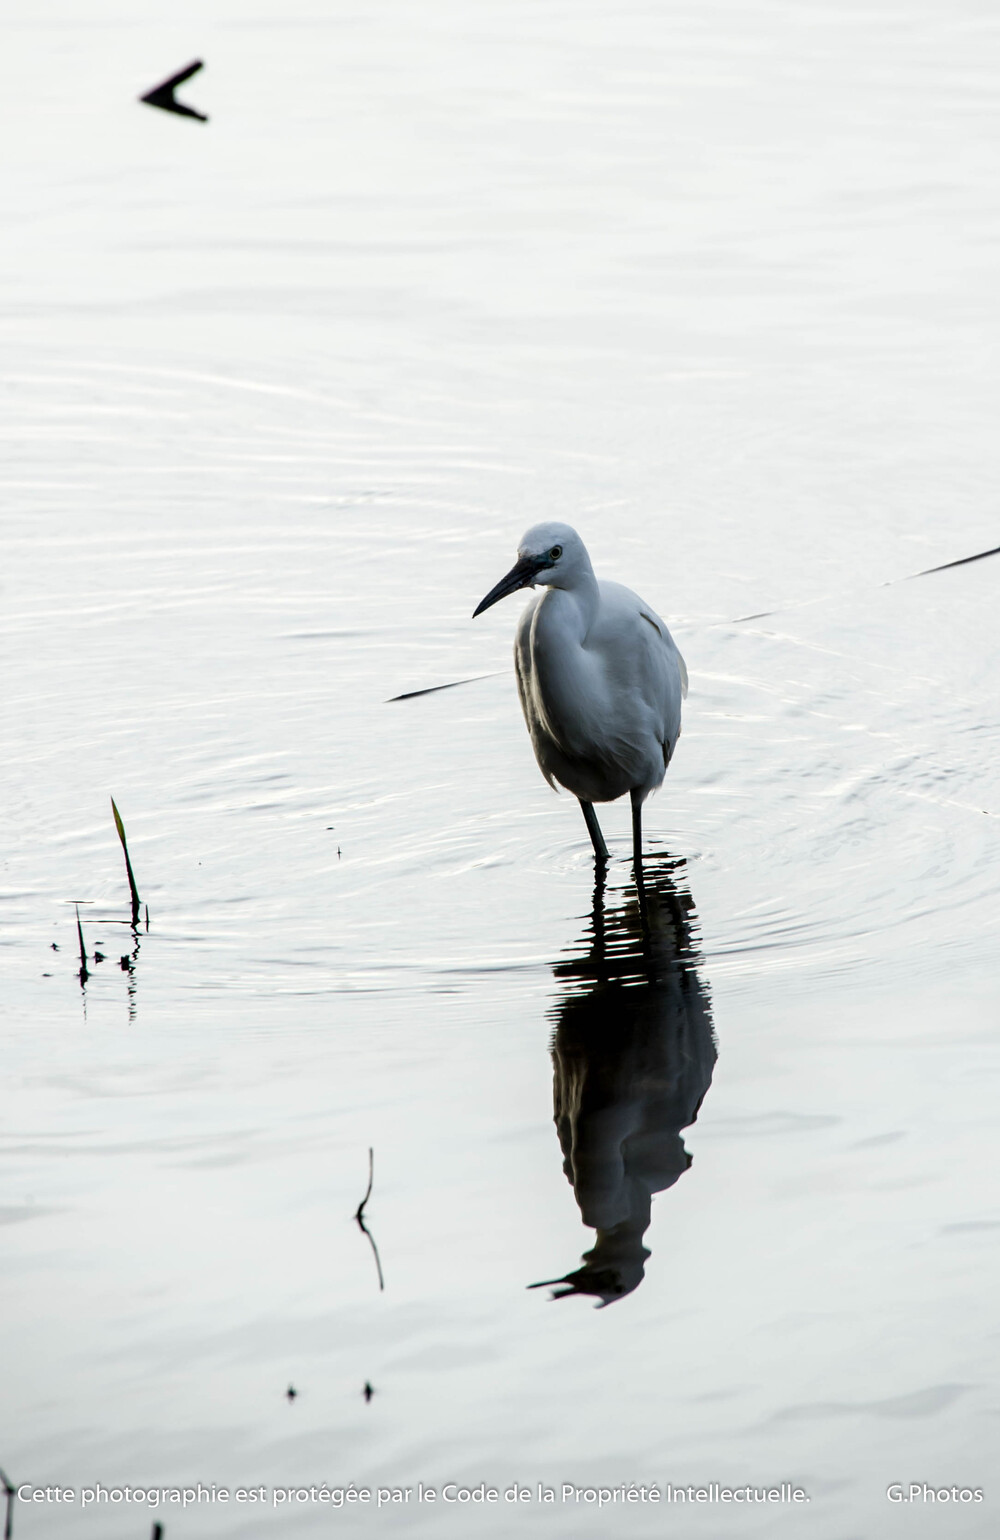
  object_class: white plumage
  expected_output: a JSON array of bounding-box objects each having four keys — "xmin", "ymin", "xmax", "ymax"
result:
[{"xmin": 473, "ymin": 522, "xmax": 687, "ymax": 862}]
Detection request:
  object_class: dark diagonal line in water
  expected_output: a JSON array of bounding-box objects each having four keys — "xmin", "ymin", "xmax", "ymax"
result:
[
  {"xmin": 731, "ymin": 538, "xmax": 1000, "ymax": 624},
  {"xmin": 387, "ymin": 671, "xmax": 502, "ymax": 702},
  {"xmin": 389, "ymin": 539, "xmax": 1000, "ymax": 699},
  {"xmin": 909, "ymin": 542, "xmax": 1000, "ymax": 577},
  {"xmin": 354, "ymin": 1147, "xmax": 385, "ymax": 1292}
]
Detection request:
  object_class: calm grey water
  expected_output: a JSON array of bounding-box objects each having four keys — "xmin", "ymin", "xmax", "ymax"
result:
[{"xmin": 3, "ymin": 1, "xmax": 999, "ymax": 1536}]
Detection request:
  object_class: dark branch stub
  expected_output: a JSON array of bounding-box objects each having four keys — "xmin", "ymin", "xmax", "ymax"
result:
[{"xmin": 0, "ymin": 1464, "xmax": 15, "ymax": 1540}]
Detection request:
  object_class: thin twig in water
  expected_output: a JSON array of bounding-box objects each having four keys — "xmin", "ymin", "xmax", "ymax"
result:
[
  {"xmin": 355, "ymin": 1147, "xmax": 374, "ymax": 1221},
  {"xmin": 354, "ymin": 1147, "xmax": 385, "ymax": 1292},
  {"xmin": 0, "ymin": 1464, "xmax": 15, "ymax": 1540},
  {"xmin": 110, "ymin": 797, "xmax": 142, "ymax": 929}
]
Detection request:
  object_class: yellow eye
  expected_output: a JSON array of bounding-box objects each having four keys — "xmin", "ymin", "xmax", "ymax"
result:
[{"xmin": 549, "ymin": 545, "xmax": 562, "ymax": 560}]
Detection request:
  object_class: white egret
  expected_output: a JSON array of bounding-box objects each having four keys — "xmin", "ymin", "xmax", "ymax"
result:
[{"xmin": 473, "ymin": 523, "xmax": 687, "ymax": 865}]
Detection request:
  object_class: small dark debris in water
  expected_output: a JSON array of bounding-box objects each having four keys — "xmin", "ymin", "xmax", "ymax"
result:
[
  {"xmin": 51, "ymin": 942, "xmax": 59, "ymax": 951},
  {"xmin": 286, "ymin": 1384, "xmax": 298, "ymax": 1401},
  {"xmin": 120, "ymin": 955, "xmax": 131, "ymax": 969},
  {"xmin": 139, "ymin": 60, "xmax": 208, "ymax": 122},
  {"xmin": 94, "ymin": 951, "xmax": 105, "ymax": 963},
  {"xmin": 326, "ymin": 826, "xmax": 335, "ymax": 830},
  {"xmin": 363, "ymin": 1382, "xmax": 375, "ymax": 1403},
  {"xmin": 42, "ymin": 973, "xmax": 51, "ymax": 978},
  {"xmin": 338, "ymin": 847, "xmax": 342, "ymax": 858}
]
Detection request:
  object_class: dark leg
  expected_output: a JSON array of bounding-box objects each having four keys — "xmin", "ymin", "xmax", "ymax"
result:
[
  {"xmin": 630, "ymin": 789, "xmax": 644, "ymax": 868},
  {"xmin": 579, "ymin": 800, "xmax": 609, "ymax": 862}
]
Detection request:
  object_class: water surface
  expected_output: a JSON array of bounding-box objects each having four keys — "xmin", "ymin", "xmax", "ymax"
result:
[{"xmin": 2, "ymin": 1, "xmax": 999, "ymax": 1536}]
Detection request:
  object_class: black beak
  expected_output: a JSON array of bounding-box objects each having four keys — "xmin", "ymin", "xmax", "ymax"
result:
[{"xmin": 473, "ymin": 554, "xmax": 544, "ymax": 618}]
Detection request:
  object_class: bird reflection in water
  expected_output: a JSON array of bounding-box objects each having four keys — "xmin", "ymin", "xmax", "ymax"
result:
[{"xmin": 530, "ymin": 856, "xmax": 715, "ymax": 1306}]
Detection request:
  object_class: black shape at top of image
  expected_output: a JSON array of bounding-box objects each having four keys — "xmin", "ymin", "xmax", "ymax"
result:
[{"xmin": 139, "ymin": 60, "xmax": 208, "ymax": 122}]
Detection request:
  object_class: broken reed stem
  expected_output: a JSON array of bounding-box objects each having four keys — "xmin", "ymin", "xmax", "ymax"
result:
[
  {"xmin": 75, "ymin": 904, "xmax": 88, "ymax": 985},
  {"xmin": 110, "ymin": 797, "xmax": 141, "ymax": 928}
]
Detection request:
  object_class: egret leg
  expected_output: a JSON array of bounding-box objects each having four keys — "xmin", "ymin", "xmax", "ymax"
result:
[
  {"xmin": 579, "ymin": 800, "xmax": 609, "ymax": 863},
  {"xmin": 630, "ymin": 789, "xmax": 644, "ymax": 867}
]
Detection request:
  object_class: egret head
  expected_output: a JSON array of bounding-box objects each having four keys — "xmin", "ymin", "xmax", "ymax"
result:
[{"xmin": 473, "ymin": 523, "xmax": 589, "ymax": 617}]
